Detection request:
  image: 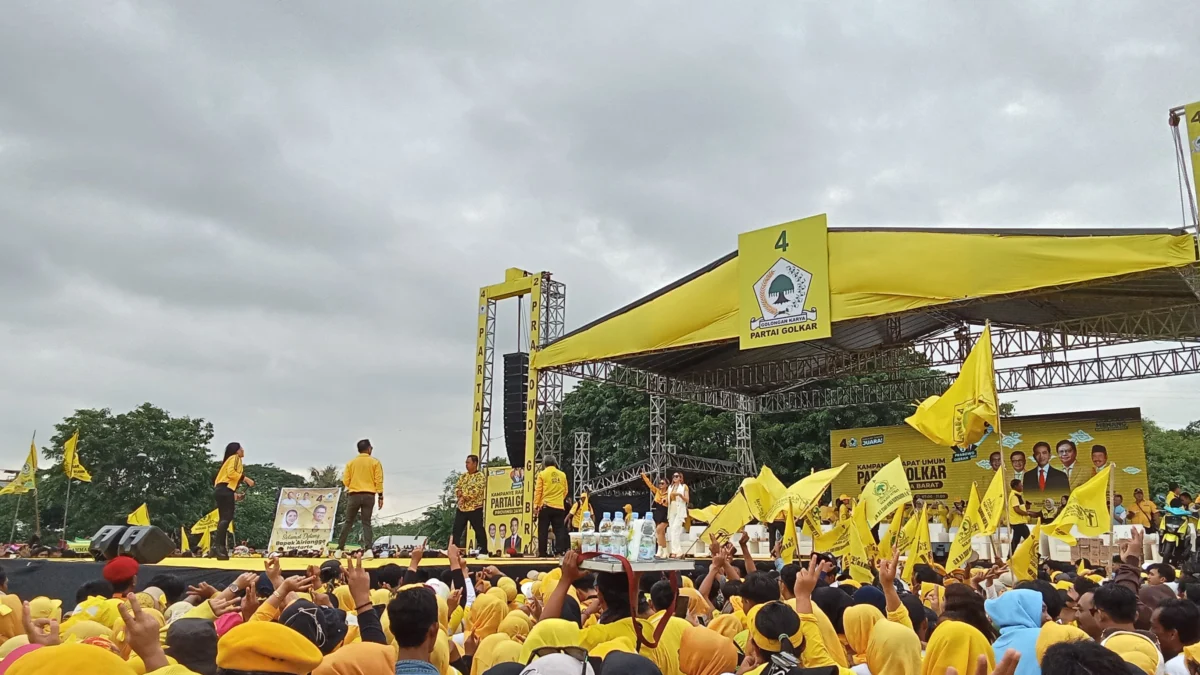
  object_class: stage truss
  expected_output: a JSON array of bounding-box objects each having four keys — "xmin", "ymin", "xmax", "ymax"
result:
[{"xmin": 550, "ymin": 262, "xmax": 1200, "ymax": 494}]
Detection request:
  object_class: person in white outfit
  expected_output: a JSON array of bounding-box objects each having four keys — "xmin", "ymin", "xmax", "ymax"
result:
[{"xmin": 666, "ymin": 470, "xmax": 690, "ymax": 558}]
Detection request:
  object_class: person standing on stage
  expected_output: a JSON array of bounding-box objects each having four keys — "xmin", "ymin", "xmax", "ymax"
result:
[
  {"xmin": 213, "ymin": 442, "xmax": 254, "ymax": 561},
  {"xmin": 665, "ymin": 470, "xmax": 690, "ymax": 558},
  {"xmin": 641, "ymin": 472, "xmax": 670, "ymax": 558},
  {"xmin": 534, "ymin": 457, "xmax": 569, "ymax": 557},
  {"xmin": 453, "ymin": 454, "xmax": 487, "ymax": 550},
  {"xmin": 335, "ymin": 438, "xmax": 384, "ymax": 556}
]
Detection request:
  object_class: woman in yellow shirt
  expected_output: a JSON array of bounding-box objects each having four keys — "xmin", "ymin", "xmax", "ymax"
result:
[
  {"xmin": 641, "ymin": 473, "xmax": 670, "ymax": 557},
  {"xmin": 212, "ymin": 442, "xmax": 254, "ymax": 560}
]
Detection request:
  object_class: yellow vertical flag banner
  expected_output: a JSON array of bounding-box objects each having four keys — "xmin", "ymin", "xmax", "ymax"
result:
[
  {"xmin": 947, "ymin": 483, "xmax": 982, "ymax": 571},
  {"xmin": 879, "ymin": 503, "xmax": 906, "ymax": 560},
  {"xmin": 0, "ymin": 440, "xmax": 38, "ymax": 496},
  {"xmin": 857, "ymin": 457, "xmax": 913, "ymax": 526},
  {"xmin": 851, "ymin": 501, "xmax": 878, "ymax": 561},
  {"xmin": 901, "ymin": 505, "xmax": 931, "ymax": 588},
  {"xmin": 845, "ymin": 514, "xmax": 876, "ymax": 585},
  {"xmin": 694, "ymin": 491, "xmax": 755, "ymax": 547},
  {"xmin": 62, "ymin": 431, "xmax": 91, "ymax": 482},
  {"xmin": 127, "ymin": 504, "xmax": 150, "ymax": 527},
  {"xmin": 800, "ymin": 506, "xmax": 822, "ymax": 538},
  {"xmin": 905, "ymin": 322, "xmax": 999, "ymax": 447},
  {"xmin": 180, "ymin": 527, "xmax": 191, "ymax": 552},
  {"xmin": 191, "ymin": 509, "xmax": 231, "ymax": 534},
  {"xmin": 737, "ymin": 214, "xmax": 832, "ymax": 350},
  {"xmin": 813, "ymin": 520, "xmax": 851, "ymax": 556},
  {"xmin": 779, "ymin": 502, "xmax": 799, "ymax": 564},
  {"xmin": 1010, "ymin": 523, "xmax": 1041, "ymax": 582},
  {"xmin": 1053, "ymin": 465, "xmax": 1112, "ymax": 537},
  {"xmin": 743, "ymin": 467, "xmax": 788, "ymax": 522},
  {"xmin": 976, "ymin": 467, "xmax": 1007, "ymax": 537},
  {"xmin": 196, "ymin": 529, "xmax": 211, "ymax": 555},
  {"xmin": 1185, "ymin": 102, "xmax": 1200, "ymax": 215}
]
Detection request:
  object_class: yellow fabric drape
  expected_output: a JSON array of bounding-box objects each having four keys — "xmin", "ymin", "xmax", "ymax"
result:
[
  {"xmin": 534, "ymin": 231, "xmax": 1196, "ymax": 369},
  {"xmin": 922, "ymin": 620, "xmax": 995, "ymax": 675},
  {"xmin": 866, "ymin": 620, "xmax": 922, "ymax": 675}
]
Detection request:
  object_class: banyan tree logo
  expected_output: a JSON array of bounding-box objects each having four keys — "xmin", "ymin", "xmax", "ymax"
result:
[{"xmin": 750, "ymin": 258, "xmax": 818, "ymax": 331}]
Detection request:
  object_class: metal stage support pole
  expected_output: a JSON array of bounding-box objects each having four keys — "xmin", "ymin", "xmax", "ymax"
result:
[{"xmin": 573, "ymin": 431, "xmax": 591, "ymax": 492}]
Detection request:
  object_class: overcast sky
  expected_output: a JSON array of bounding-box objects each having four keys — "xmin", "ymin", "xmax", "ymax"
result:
[{"xmin": 2, "ymin": 3, "xmax": 1199, "ymax": 519}]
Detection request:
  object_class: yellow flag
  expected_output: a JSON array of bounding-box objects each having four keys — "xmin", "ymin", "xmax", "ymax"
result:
[
  {"xmin": 947, "ymin": 483, "xmax": 982, "ymax": 570},
  {"xmin": 976, "ymin": 466, "xmax": 1007, "ymax": 536},
  {"xmin": 879, "ymin": 503, "xmax": 907, "ymax": 560},
  {"xmin": 742, "ymin": 467, "xmax": 788, "ymax": 522},
  {"xmin": 800, "ymin": 505, "xmax": 823, "ymax": 538},
  {"xmin": 813, "ymin": 519, "xmax": 851, "ymax": 555},
  {"xmin": 1077, "ymin": 558, "xmax": 1087, "ymax": 576},
  {"xmin": 196, "ymin": 529, "xmax": 211, "ymax": 554},
  {"xmin": 1010, "ymin": 523, "xmax": 1041, "ymax": 581},
  {"xmin": 857, "ymin": 457, "xmax": 913, "ymax": 526},
  {"xmin": 694, "ymin": 491, "xmax": 755, "ymax": 547},
  {"xmin": 905, "ymin": 322, "xmax": 999, "ymax": 447},
  {"xmin": 0, "ymin": 440, "xmax": 38, "ymax": 496},
  {"xmin": 1045, "ymin": 517, "xmax": 1077, "ymax": 547},
  {"xmin": 851, "ymin": 501, "xmax": 878, "ymax": 561},
  {"xmin": 767, "ymin": 465, "xmax": 847, "ymax": 521},
  {"xmin": 845, "ymin": 513, "xmax": 876, "ymax": 585},
  {"xmin": 688, "ymin": 504, "xmax": 724, "ymax": 524},
  {"xmin": 191, "ymin": 509, "xmax": 220, "ymax": 534},
  {"xmin": 779, "ymin": 502, "xmax": 799, "ymax": 564},
  {"xmin": 62, "ymin": 430, "xmax": 91, "ymax": 482},
  {"xmin": 1053, "ymin": 466, "xmax": 1112, "ymax": 537},
  {"xmin": 127, "ymin": 503, "xmax": 150, "ymax": 527},
  {"xmin": 180, "ymin": 527, "xmax": 191, "ymax": 552},
  {"xmin": 901, "ymin": 505, "xmax": 931, "ymax": 588}
]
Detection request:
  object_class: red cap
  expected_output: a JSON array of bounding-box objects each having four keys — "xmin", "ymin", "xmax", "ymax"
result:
[{"xmin": 102, "ymin": 556, "xmax": 139, "ymax": 583}]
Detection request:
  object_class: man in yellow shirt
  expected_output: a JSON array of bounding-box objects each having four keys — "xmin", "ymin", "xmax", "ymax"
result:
[
  {"xmin": 1008, "ymin": 479, "xmax": 1031, "ymax": 554},
  {"xmin": 534, "ymin": 457, "xmax": 570, "ymax": 557},
  {"xmin": 335, "ymin": 439, "xmax": 384, "ymax": 556},
  {"xmin": 1128, "ymin": 487, "xmax": 1159, "ymax": 531}
]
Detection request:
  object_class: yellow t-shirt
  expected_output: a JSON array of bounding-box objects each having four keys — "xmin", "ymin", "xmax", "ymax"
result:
[
  {"xmin": 534, "ymin": 467, "xmax": 569, "ymax": 510},
  {"xmin": 214, "ymin": 455, "xmax": 243, "ymax": 490},
  {"xmin": 1009, "ymin": 493, "xmax": 1028, "ymax": 525},
  {"xmin": 580, "ymin": 618, "xmax": 680, "ymax": 675},
  {"xmin": 343, "ymin": 454, "xmax": 384, "ymax": 494},
  {"xmin": 1129, "ymin": 499, "xmax": 1157, "ymax": 527}
]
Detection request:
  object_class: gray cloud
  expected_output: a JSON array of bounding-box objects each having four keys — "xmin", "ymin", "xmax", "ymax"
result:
[{"xmin": 1, "ymin": 2, "xmax": 1198, "ymax": 517}]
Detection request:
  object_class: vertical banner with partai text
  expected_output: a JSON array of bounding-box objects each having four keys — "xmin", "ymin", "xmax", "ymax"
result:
[
  {"xmin": 484, "ymin": 466, "xmax": 526, "ymax": 556},
  {"xmin": 1186, "ymin": 101, "xmax": 1200, "ymax": 216},
  {"xmin": 738, "ymin": 214, "xmax": 832, "ymax": 350}
]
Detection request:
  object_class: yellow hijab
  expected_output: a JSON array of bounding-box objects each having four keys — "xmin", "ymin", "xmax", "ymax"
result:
[
  {"xmin": 497, "ymin": 578, "xmax": 518, "ymax": 604},
  {"xmin": 436, "ymin": 595, "xmax": 448, "ymax": 632},
  {"xmin": 843, "ymin": 604, "xmax": 884, "ymax": 664},
  {"xmin": 472, "ymin": 634, "xmax": 522, "ymax": 675},
  {"xmin": 498, "ymin": 613, "xmax": 530, "ymax": 640},
  {"xmin": 679, "ymin": 625, "xmax": 738, "ymax": 675},
  {"xmin": 1035, "ymin": 623, "xmax": 1090, "ymax": 664},
  {"xmin": 922, "ymin": 620, "xmax": 994, "ymax": 675},
  {"xmin": 866, "ymin": 620, "xmax": 921, "ymax": 675},
  {"xmin": 519, "ymin": 619, "xmax": 581, "ymax": 664},
  {"xmin": 678, "ymin": 588, "xmax": 710, "ymax": 616},
  {"xmin": 469, "ymin": 594, "xmax": 507, "ymax": 640},
  {"xmin": 430, "ymin": 630, "xmax": 451, "ymax": 675},
  {"xmin": 314, "ymin": 642, "xmax": 397, "ymax": 675},
  {"xmin": 708, "ymin": 613, "xmax": 743, "ymax": 639}
]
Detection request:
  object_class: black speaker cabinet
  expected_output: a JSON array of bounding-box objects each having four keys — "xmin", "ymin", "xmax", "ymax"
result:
[
  {"xmin": 89, "ymin": 525, "xmax": 128, "ymax": 561},
  {"xmin": 117, "ymin": 526, "xmax": 174, "ymax": 564}
]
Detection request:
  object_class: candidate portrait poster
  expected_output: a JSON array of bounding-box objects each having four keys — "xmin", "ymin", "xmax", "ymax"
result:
[{"xmin": 267, "ymin": 487, "xmax": 343, "ymax": 552}]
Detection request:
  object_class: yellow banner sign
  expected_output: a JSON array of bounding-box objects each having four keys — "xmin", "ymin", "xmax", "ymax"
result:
[
  {"xmin": 738, "ymin": 215, "xmax": 831, "ymax": 349},
  {"xmin": 832, "ymin": 407, "xmax": 1148, "ymax": 510},
  {"xmin": 1186, "ymin": 102, "xmax": 1200, "ymax": 216},
  {"xmin": 267, "ymin": 488, "xmax": 343, "ymax": 553}
]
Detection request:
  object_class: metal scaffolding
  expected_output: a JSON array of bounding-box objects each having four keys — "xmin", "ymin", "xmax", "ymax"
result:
[
  {"xmin": 573, "ymin": 430, "xmax": 591, "ymax": 492},
  {"xmin": 476, "ymin": 299, "xmax": 497, "ymax": 462},
  {"xmin": 535, "ymin": 277, "xmax": 567, "ymax": 463}
]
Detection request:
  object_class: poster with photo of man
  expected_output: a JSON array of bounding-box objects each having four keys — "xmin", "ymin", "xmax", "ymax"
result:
[{"xmin": 267, "ymin": 487, "xmax": 343, "ymax": 552}]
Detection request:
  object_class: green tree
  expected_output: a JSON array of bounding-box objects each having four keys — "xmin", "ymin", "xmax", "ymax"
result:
[
  {"xmin": 37, "ymin": 404, "xmax": 217, "ymax": 540},
  {"xmin": 1143, "ymin": 419, "xmax": 1200, "ymax": 500},
  {"xmin": 307, "ymin": 465, "xmax": 341, "ymax": 488}
]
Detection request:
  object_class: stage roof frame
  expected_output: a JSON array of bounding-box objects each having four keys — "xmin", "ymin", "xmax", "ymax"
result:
[{"xmin": 533, "ymin": 227, "xmax": 1200, "ymax": 415}]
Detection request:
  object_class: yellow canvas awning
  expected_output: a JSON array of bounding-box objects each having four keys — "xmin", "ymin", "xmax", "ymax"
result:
[{"xmin": 532, "ymin": 230, "xmax": 1197, "ymax": 369}]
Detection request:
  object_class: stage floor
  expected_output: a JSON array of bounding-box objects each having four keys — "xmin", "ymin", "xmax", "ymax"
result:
[{"xmin": 29, "ymin": 555, "xmax": 566, "ymax": 571}]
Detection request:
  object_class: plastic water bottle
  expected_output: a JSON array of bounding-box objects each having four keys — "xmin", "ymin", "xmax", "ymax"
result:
[
  {"xmin": 626, "ymin": 513, "xmax": 641, "ymax": 559},
  {"xmin": 580, "ymin": 512, "xmax": 596, "ymax": 553},
  {"xmin": 639, "ymin": 513, "xmax": 657, "ymax": 561},
  {"xmin": 598, "ymin": 513, "xmax": 613, "ymax": 555},
  {"xmin": 611, "ymin": 513, "xmax": 627, "ymax": 557}
]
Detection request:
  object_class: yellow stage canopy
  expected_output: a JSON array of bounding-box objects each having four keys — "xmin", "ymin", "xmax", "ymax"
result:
[{"xmin": 533, "ymin": 230, "xmax": 1197, "ymax": 369}]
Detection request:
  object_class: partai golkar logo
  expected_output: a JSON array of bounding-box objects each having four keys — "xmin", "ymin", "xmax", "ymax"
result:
[{"xmin": 750, "ymin": 258, "xmax": 818, "ymax": 331}]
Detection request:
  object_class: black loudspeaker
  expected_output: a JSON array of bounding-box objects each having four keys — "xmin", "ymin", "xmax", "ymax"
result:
[
  {"xmin": 117, "ymin": 526, "xmax": 174, "ymax": 564},
  {"xmin": 90, "ymin": 525, "xmax": 128, "ymax": 561},
  {"xmin": 931, "ymin": 541, "xmax": 951, "ymax": 560},
  {"xmin": 503, "ymin": 352, "xmax": 530, "ymax": 468}
]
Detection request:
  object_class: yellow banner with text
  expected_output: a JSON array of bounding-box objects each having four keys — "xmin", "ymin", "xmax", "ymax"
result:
[
  {"xmin": 831, "ymin": 408, "xmax": 1148, "ymax": 509},
  {"xmin": 738, "ymin": 214, "xmax": 831, "ymax": 349}
]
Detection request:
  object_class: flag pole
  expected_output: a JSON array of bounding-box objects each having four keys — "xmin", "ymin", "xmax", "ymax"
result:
[
  {"xmin": 9, "ymin": 494, "xmax": 21, "ymax": 543},
  {"xmin": 62, "ymin": 478, "xmax": 72, "ymax": 543},
  {"xmin": 1107, "ymin": 461, "xmax": 1116, "ymax": 550},
  {"xmin": 30, "ymin": 431, "xmax": 40, "ymax": 538}
]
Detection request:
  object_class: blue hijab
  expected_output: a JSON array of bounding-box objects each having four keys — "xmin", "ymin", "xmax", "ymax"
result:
[{"xmin": 985, "ymin": 590, "xmax": 1044, "ymax": 675}]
